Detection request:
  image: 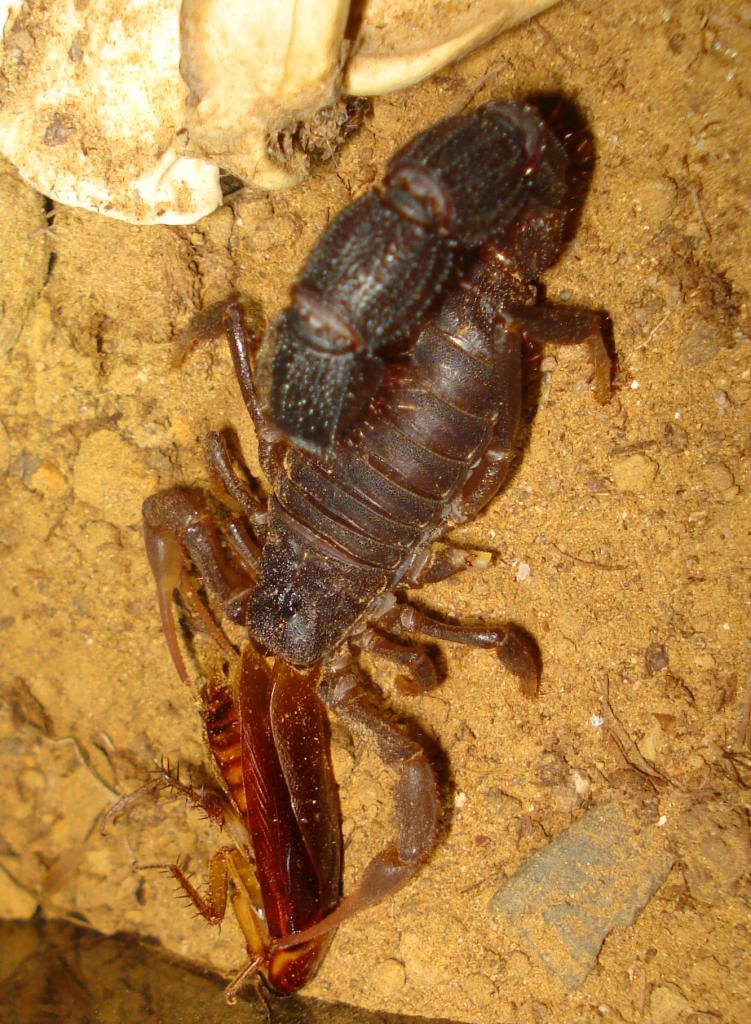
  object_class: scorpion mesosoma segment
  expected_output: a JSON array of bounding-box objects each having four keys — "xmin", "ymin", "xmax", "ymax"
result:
[
  {"xmin": 255, "ymin": 99, "xmax": 581, "ymax": 452},
  {"xmin": 140, "ymin": 100, "xmax": 611, "ymax": 998}
]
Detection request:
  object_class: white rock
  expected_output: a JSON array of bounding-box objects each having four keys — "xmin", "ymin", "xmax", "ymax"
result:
[{"xmin": 0, "ymin": 0, "xmax": 558, "ymax": 224}]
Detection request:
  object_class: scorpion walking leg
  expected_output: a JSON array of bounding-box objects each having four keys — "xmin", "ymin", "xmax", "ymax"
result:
[
  {"xmin": 407, "ymin": 544, "xmax": 495, "ymax": 586},
  {"xmin": 275, "ymin": 666, "xmax": 439, "ymax": 948},
  {"xmin": 224, "ymin": 302, "xmax": 286, "ymax": 476},
  {"xmin": 205, "ymin": 431, "xmax": 267, "ymax": 572},
  {"xmin": 205, "ymin": 430, "xmax": 267, "ymax": 536},
  {"xmin": 509, "ymin": 304, "xmax": 611, "ymax": 403},
  {"xmin": 355, "ymin": 628, "xmax": 440, "ymax": 694},
  {"xmin": 379, "ymin": 603, "xmax": 540, "ymax": 696},
  {"xmin": 455, "ymin": 440, "xmax": 518, "ymax": 522},
  {"xmin": 142, "ymin": 487, "xmax": 256, "ymax": 683},
  {"xmin": 452, "ymin": 305, "xmax": 611, "ymax": 523}
]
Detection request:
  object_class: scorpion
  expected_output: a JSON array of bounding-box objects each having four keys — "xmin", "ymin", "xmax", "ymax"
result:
[{"xmin": 137, "ymin": 98, "xmax": 611, "ymax": 998}]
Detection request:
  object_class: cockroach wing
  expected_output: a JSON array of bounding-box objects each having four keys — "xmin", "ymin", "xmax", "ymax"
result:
[
  {"xmin": 237, "ymin": 646, "xmax": 325, "ymax": 936},
  {"xmin": 269, "ymin": 660, "xmax": 341, "ymax": 914}
]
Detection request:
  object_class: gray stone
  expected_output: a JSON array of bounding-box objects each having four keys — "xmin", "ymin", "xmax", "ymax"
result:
[{"xmin": 488, "ymin": 802, "xmax": 673, "ymax": 990}]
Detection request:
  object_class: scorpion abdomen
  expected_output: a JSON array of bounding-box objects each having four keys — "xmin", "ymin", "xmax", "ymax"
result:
[{"xmin": 271, "ymin": 250, "xmax": 527, "ymax": 589}]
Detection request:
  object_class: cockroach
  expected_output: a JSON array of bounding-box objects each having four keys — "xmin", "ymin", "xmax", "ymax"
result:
[{"xmin": 102, "ymin": 649, "xmax": 339, "ymax": 998}]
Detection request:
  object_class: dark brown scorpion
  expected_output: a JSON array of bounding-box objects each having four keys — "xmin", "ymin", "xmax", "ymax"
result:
[{"xmin": 139, "ymin": 98, "xmax": 611, "ymax": 997}]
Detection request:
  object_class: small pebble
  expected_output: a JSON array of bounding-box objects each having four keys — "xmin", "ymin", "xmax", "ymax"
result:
[
  {"xmin": 463, "ymin": 971, "xmax": 496, "ymax": 1002},
  {"xmin": 663, "ymin": 422, "xmax": 687, "ymax": 452},
  {"xmin": 371, "ymin": 958, "xmax": 406, "ymax": 996},
  {"xmin": 610, "ymin": 452, "xmax": 659, "ymax": 492},
  {"xmin": 587, "ymin": 476, "xmax": 610, "ymax": 493},
  {"xmin": 649, "ymin": 983, "xmax": 692, "ymax": 1024},
  {"xmin": 644, "ymin": 642, "xmax": 669, "ymax": 675},
  {"xmin": 715, "ymin": 389, "xmax": 731, "ymax": 412},
  {"xmin": 515, "ymin": 561, "xmax": 531, "ymax": 582},
  {"xmin": 490, "ymin": 803, "xmax": 673, "ymax": 990},
  {"xmin": 700, "ymin": 461, "xmax": 734, "ymax": 492},
  {"xmin": 679, "ymin": 328, "xmax": 719, "ymax": 368},
  {"xmin": 29, "ymin": 461, "xmax": 68, "ymax": 498},
  {"xmin": 399, "ymin": 932, "xmax": 445, "ymax": 987}
]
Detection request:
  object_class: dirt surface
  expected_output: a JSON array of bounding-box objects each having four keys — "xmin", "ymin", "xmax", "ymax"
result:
[{"xmin": 1, "ymin": 1, "xmax": 750, "ymax": 1022}]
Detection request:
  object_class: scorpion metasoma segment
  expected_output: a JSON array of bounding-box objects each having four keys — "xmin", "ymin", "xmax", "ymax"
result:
[
  {"xmin": 138, "ymin": 97, "xmax": 611, "ymax": 999},
  {"xmin": 255, "ymin": 99, "xmax": 580, "ymax": 452}
]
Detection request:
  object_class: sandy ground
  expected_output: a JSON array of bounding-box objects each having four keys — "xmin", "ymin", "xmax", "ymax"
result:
[{"xmin": 1, "ymin": 1, "xmax": 750, "ymax": 1022}]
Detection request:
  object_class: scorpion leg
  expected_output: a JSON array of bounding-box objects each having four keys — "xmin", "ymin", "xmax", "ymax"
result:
[
  {"xmin": 407, "ymin": 544, "xmax": 494, "ymax": 586},
  {"xmin": 378, "ymin": 603, "xmax": 540, "ymax": 697},
  {"xmin": 205, "ymin": 430, "xmax": 268, "ymax": 541},
  {"xmin": 454, "ymin": 305, "xmax": 610, "ymax": 525},
  {"xmin": 509, "ymin": 304, "xmax": 611, "ymax": 403},
  {"xmin": 275, "ymin": 665, "xmax": 439, "ymax": 948},
  {"xmin": 359, "ymin": 549, "xmax": 511, "ymax": 697},
  {"xmin": 142, "ymin": 487, "xmax": 256, "ymax": 683},
  {"xmin": 454, "ymin": 439, "xmax": 518, "ymax": 523},
  {"xmin": 355, "ymin": 628, "xmax": 439, "ymax": 694},
  {"xmin": 223, "ymin": 302, "xmax": 287, "ymax": 477}
]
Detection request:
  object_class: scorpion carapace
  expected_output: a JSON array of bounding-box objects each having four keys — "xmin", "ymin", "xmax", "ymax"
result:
[
  {"xmin": 138, "ymin": 96, "xmax": 611, "ymax": 998},
  {"xmin": 255, "ymin": 99, "xmax": 574, "ymax": 453}
]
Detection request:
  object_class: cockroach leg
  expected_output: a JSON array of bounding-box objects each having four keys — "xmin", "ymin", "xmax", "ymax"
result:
[
  {"xmin": 99, "ymin": 776, "xmax": 164, "ymax": 835},
  {"xmin": 100, "ymin": 761, "xmax": 226, "ymax": 835},
  {"xmin": 379, "ymin": 603, "xmax": 541, "ymax": 697},
  {"xmin": 224, "ymin": 955, "xmax": 266, "ymax": 1007},
  {"xmin": 150, "ymin": 759, "xmax": 227, "ymax": 826},
  {"xmin": 159, "ymin": 847, "xmax": 232, "ymax": 925},
  {"xmin": 138, "ymin": 848, "xmax": 271, "ymax": 1004},
  {"xmin": 275, "ymin": 665, "xmax": 439, "ymax": 948}
]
